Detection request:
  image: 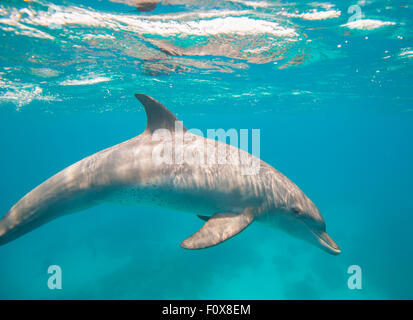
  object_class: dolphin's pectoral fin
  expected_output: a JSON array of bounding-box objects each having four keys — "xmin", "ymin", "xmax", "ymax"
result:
[{"xmin": 181, "ymin": 210, "xmax": 254, "ymax": 249}]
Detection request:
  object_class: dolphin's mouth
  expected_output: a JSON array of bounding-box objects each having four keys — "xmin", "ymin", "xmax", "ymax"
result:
[{"xmin": 310, "ymin": 228, "xmax": 341, "ymax": 255}]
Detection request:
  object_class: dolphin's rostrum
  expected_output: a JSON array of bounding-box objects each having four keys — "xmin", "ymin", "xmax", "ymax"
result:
[{"xmin": 0, "ymin": 94, "xmax": 340, "ymax": 255}]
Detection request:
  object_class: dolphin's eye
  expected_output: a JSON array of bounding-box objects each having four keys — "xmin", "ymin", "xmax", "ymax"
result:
[{"xmin": 292, "ymin": 207, "xmax": 300, "ymax": 215}]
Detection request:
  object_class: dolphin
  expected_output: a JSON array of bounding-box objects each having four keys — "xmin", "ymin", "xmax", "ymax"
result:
[{"xmin": 0, "ymin": 94, "xmax": 340, "ymax": 255}]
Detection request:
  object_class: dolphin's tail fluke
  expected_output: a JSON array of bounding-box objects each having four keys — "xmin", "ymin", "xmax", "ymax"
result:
[
  {"xmin": 0, "ymin": 209, "xmax": 50, "ymax": 246},
  {"xmin": 0, "ymin": 218, "xmax": 6, "ymax": 245},
  {"xmin": 0, "ymin": 212, "xmax": 13, "ymax": 246},
  {"xmin": 0, "ymin": 157, "xmax": 102, "ymax": 246}
]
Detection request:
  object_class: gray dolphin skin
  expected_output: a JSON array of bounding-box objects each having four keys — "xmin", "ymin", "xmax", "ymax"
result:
[{"xmin": 0, "ymin": 94, "xmax": 340, "ymax": 255}]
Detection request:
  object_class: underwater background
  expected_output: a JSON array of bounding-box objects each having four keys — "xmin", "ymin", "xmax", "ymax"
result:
[{"xmin": 0, "ymin": 0, "xmax": 412, "ymax": 299}]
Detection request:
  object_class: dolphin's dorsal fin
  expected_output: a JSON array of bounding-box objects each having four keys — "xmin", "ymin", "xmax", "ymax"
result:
[
  {"xmin": 135, "ymin": 93, "xmax": 187, "ymax": 134},
  {"xmin": 181, "ymin": 210, "xmax": 254, "ymax": 249},
  {"xmin": 197, "ymin": 215, "xmax": 210, "ymax": 221}
]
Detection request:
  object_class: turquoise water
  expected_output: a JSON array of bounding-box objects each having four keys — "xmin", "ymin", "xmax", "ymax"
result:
[{"xmin": 0, "ymin": 0, "xmax": 412, "ymax": 299}]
